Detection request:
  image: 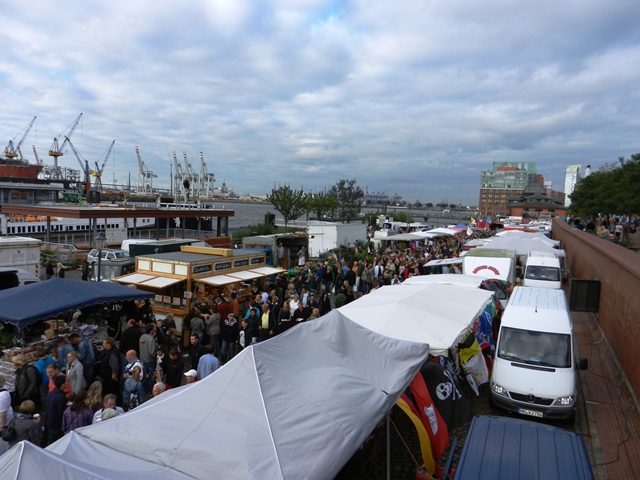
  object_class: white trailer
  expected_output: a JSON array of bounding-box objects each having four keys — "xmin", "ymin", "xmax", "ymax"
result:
[
  {"xmin": 307, "ymin": 221, "xmax": 367, "ymax": 257},
  {"xmin": 0, "ymin": 236, "xmax": 42, "ymax": 276}
]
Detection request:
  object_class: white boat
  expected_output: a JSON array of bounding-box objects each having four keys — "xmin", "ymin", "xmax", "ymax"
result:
[{"xmin": 0, "ymin": 213, "xmax": 155, "ymax": 236}]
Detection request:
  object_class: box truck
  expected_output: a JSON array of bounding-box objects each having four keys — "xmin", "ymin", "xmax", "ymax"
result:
[
  {"xmin": 0, "ymin": 236, "xmax": 41, "ymax": 276},
  {"xmin": 490, "ymin": 287, "xmax": 588, "ymax": 421},
  {"xmin": 462, "ymin": 248, "xmax": 516, "ymax": 284}
]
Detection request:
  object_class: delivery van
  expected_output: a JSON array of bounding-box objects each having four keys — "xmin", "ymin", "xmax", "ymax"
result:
[
  {"xmin": 453, "ymin": 415, "xmax": 593, "ymax": 479},
  {"xmin": 490, "ymin": 287, "xmax": 587, "ymax": 421},
  {"xmin": 523, "ymin": 251, "xmax": 562, "ymax": 289}
]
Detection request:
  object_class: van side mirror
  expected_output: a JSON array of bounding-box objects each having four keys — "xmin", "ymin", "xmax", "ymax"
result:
[{"xmin": 578, "ymin": 358, "xmax": 588, "ymax": 370}]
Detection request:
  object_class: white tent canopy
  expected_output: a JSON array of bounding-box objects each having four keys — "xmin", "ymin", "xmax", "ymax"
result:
[
  {"xmin": 494, "ymin": 230, "xmax": 561, "ymax": 247},
  {"xmin": 1, "ymin": 311, "xmax": 429, "ymax": 480},
  {"xmin": 338, "ymin": 283, "xmax": 493, "ymax": 356},
  {"xmin": 479, "ymin": 235, "xmax": 565, "ymax": 257},
  {"xmin": 403, "ymin": 273, "xmax": 483, "ymax": 287}
]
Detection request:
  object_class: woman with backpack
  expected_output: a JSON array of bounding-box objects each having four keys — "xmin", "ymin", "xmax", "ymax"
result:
[
  {"xmin": 123, "ymin": 366, "xmax": 145, "ymax": 411},
  {"xmin": 12, "ymin": 354, "xmax": 39, "ymax": 408}
]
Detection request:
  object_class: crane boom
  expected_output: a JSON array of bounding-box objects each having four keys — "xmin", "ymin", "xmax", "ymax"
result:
[{"xmin": 3, "ymin": 116, "xmax": 37, "ymax": 159}]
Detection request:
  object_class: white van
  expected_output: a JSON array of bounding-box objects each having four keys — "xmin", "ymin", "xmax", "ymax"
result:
[
  {"xmin": 523, "ymin": 251, "xmax": 562, "ymax": 289},
  {"xmin": 490, "ymin": 287, "xmax": 587, "ymax": 421}
]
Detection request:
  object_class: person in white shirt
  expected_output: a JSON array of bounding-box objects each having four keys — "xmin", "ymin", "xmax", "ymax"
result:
[{"xmin": 0, "ymin": 375, "xmax": 15, "ymax": 454}]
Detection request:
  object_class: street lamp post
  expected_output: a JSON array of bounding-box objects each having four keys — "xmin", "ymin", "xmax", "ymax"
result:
[{"xmin": 95, "ymin": 230, "xmax": 107, "ymax": 282}]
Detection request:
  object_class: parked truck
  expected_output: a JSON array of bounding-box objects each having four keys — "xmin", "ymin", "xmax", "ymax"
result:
[
  {"xmin": 462, "ymin": 248, "xmax": 516, "ymax": 284},
  {"xmin": 0, "ymin": 236, "xmax": 41, "ymax": 277},
  {"xmin": 523, "ymin": 250, "xmax": 562, "ymax": 289}
]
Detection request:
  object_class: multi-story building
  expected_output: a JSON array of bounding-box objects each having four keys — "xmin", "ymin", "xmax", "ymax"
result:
[
  {"xmin": 478, "ymin": 162, "xmax": 537, "ymax": 217},
  {"xmin": 563, "ymin": 165, "xmax": 581, "ymax": 207}
]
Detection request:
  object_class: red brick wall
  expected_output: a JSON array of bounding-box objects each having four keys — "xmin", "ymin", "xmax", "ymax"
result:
[{"xmin": 553, "ymin": 219, "xmax": 640, "ymax": 400}]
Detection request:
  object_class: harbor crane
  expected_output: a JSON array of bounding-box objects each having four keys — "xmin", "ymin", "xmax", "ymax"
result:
[
  {"xmin": 65, "ymin": 136, "xmax": 92, "ymax": 200},
  {"xmin": 135, "ymin": 146, "xmax": 157, "ymax": 195},
  {"xmin": 3, "ymin": 116, "xmax": 37, "ymax": 161},
  {"xmin": 90, "ymin": 140, "xmax": 115, "ymax": 192},
  {"xmin": 183, "ymin": 151, "xmax": 198, "ymax": 197},
  {"xmin": 47, "ymin": 113, "xmax": 83, "ymax": 179},
  {"xmin": 172, "ymin": 152, "xmax": 186, "ymax": 199},
  {"xmin": 198, "ymin": 152, "xmax": 215, "ymax": 198}
]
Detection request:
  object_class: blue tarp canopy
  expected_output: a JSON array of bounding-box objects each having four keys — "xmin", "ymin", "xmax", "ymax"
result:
[{"xmin": 0, "ymin": 278, "xmax": 153, "ymax": 328}]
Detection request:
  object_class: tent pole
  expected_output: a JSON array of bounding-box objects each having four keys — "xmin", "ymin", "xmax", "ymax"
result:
[{"xmin": 386, "ymin": 413, "xmax": 390, "ymax": 480}]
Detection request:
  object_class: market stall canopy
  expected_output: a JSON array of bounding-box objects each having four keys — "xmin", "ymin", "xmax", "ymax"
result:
[
  {"xmin": 0, "ymin": 278, "xmax": 153, "ymax": 328},
  {"xmin": 338, "ymin": 283, "xmax": 493, "ymax": 356},
  {"xmin": 22, "ymin": 310, "xmax": 429, "ymax": 480},
  {"xmin": 479, "ymin": 235, "xmax": 565, "ymax": 257},
  {"xmin": 494, "ymin": 230, "xmax": 561, "ymax": 247},
  {"xmin": 403, "ymin": 273, "xmax": 482, "ymax": 287}
]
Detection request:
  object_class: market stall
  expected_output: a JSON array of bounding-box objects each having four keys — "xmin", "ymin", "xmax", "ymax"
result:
[{"xmin": 112, "ymin": 246, "xmax": 284, "ymax": 318}]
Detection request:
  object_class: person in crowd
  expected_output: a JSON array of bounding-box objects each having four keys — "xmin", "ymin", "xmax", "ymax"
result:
[
  {"xmin": 45, "ymin": 260, "xmax": 55, "ymax": 280},
  {"xmin": 123, "ymin": 349, "xmax": 143, "ymax": 381},
  {"xmin": 152, "ymin": 382, "xmax": 166, "ymax": 398},
  {"xmin": 56, "ymin": 337, "xmax": 75, "ymax": 372},
  {"xmin": 100, "ymin": 337, "xmax": 121, "ymax": 404},
  {"xmin": 34, "ymin": 346, "xmax": 55, "ymax": 409},
  {"xmin": 291, "ymin": 301, "xmax": 310, "ymax": 324},
  {"xmin": 101, "ymin": 408, "xmax": 120, "ymax": 422},
  {"xmin": 319, "ymin": 291, "xmax": 332, "ymax": 316},
  {"xmin": 189, "ymin": 334, "xmax": 207, "ymax": 371},
  {"xmin": 92, "ymin": 394, "xmax": 125, "ymax": 424},
  {"xmin": 220, "ymin": 313, "xmax": 239, "ymax": 364},
  {"xmin": 69, "ymin": 333, "xmax": 95, "ymax": 388},
  {"xmin": 7, "ymin": 400, "xmax": 42, "ymax": 448},
  {"xmin": 62, "ymin": 390, "xmax": 93, "ymax": 434},
  {"xmin": 139, "ymin": 324, "xmax": 157, "ymax": 394},
  {"xmin": 238, "ymin": 318, "xmax": 254, "ymax": 352},
  {"xmin": 278, "ymin": 302, "xmax": 292, "ymax": 334},
  {"xmin": 184, "ymin": 369, "xmax": 198, "ymax": 384},
  {"xmin": 123, "ymin": 366, "xmax": 145, "ymax": 411},
  {"xmin": 188, "ymin": 306, "xmax": 206, "ymax": 342},
  {"xmin": 204, "ymin": 304, "xmax": 220, "ymax": 349},
  {"xmin": 81, "ymin": 259, "xmax": 90, "ymax": 281},
  {"xmin": 0, "ymin": 375, "xmax": 15, "ymax": 444},
  {"xmin": 45, "ymin": 375, "xmax": 68, "ymax": 446},
  {"xmin": 66, "ymin": 351, "xmax": 86, "ymax": 395},
  {"xmin": 165, "ymin": 348, "xmax": 185, "ymax": 389},
  {"xmin": 46, "ymin": 363, "xmax": 73, "ymax": 402},
  {"xmin": 86, "ymin": 381, "xmax": 103, "ymax": 413},
  {"xmin": 155, "ymin": 345, "xmax": 168, "ymax": 383},
  {"xmin": 297, "ymin": 246, "xmax": 306, "ymax": 267},
  {"xmin": 308, "ymin": 308, "xmax": 321, "ymax": 320},
  {"xmin": 55, "ymin": 262, "xmax": 66, "ymax": 278},
  {"xmin": 197, "ymin": 344, "xmax": 220, "ymax": 380},
  {"xmin": 119, "ymin": 319, "xmax": 142, "ymax": 356},
  {"xmin": 12, "ymin": 354, "xmax": 39, "ymax": 408},
  {"xmin": 166, "ymin": 328, "xmax": 181, "ymax": 353}
]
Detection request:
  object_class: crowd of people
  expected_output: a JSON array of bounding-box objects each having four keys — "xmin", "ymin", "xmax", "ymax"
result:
[{"xmin": 0, "ymin": 229, "xmax": 489, "ymax": 455}]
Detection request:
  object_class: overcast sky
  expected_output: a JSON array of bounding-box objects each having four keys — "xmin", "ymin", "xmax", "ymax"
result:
[{"xmin": 2, "ymin": 0, "xmax": 639, "ymax": 205}]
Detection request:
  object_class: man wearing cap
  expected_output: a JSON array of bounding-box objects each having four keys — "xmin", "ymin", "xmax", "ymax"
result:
[{"xmin": 184, "ymin": 369, "xmax": 198, "ymax": 384}]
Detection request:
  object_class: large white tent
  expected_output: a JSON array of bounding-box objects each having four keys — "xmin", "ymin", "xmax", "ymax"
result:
[
  {"xmin": 338, "ymin": 283, "xmax": 493, "ymax": 356},
  {"xmin": 479, "ymin": 235, "xmax": 565, "ymax": 257},
  {"xmin": 0, "ymin": 310, "xmax": 429, "ymax": 480}
]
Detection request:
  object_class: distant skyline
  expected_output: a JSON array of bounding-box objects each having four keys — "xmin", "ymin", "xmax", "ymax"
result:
[{"xmin": 2, "ymin": 1, "xmax": 639, "ymax": 205}]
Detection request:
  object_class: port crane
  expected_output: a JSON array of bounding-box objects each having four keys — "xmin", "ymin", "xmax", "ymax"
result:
[
  {"xmin": 198, "ymin": 152, "xmax": 215, "ymax": 198},
  {"xmin": 135, "ymin": 146, "xmax": 157, "ymax": 195},
  {"xmin": 65, "ymin": 136, "xmax": 92, "ymax": 200},
  {"xmin": 90, "ymin": 140, "xmax": 115, "ymax": 192},
  {"xmin": 171, "ymin": 152, "xmax": 186, "ymax": 199},
  {"xmin": 3, "ymin": 116, "xmax": 37, "ymax": 161},
  {"xmin": 47, "ymin": 113, "xmax": 83, "ymax": 180}
]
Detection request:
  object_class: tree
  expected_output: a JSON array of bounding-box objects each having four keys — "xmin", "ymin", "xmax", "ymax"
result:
[
  {"xmin": 329, "ymin": 179, "xmax": 364, "ymax": 223},
  {"xmin": 305, "ymin": 190, "xmax": 340, "ymax": 221},
  {"xmin": 569, "ymin": 153, "xmax": 640, "ymax": 216},
  {"xmin": 267, "ymin": 185, "xmax": 306, "ymax": 227}
]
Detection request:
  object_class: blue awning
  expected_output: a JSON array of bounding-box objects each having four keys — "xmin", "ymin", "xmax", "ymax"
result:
[{"xmin": 0, "ymin": 278, "xmax": 153, "ymax": 328}]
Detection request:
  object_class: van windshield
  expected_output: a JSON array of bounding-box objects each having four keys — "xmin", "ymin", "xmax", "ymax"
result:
[
  {"xmin": 497, "ymin": 327, "xmax": 571, "ymax": 368},
  {"xmin": 525, "ymin": 266, "xmax": 560, "ymax": 281}
]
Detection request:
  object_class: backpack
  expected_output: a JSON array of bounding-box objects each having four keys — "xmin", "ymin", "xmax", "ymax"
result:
[{"xmin": 128, "ymin": 385, "xmax": 141, "ymax": 411}]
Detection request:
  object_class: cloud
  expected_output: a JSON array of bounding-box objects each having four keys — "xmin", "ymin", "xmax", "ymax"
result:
[{"xmin": 1, "ymin": 0, "xmax": 640, "ymax": 205}]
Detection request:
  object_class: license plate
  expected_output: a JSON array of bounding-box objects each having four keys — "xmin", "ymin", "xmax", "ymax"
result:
[{"xmin": 518, "ymin": 408, "xmax": 543, "ymax": 418}]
